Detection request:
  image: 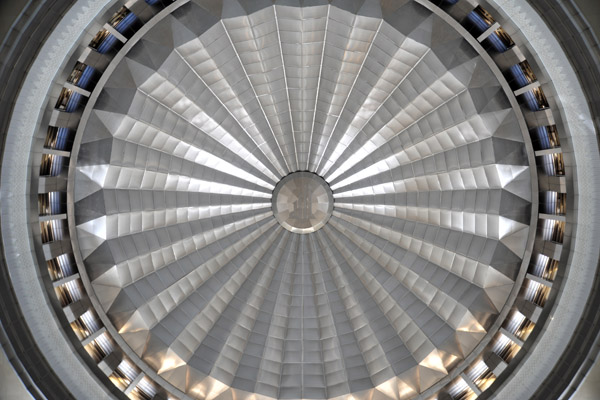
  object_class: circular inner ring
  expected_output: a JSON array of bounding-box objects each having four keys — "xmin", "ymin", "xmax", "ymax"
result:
[{"xmin": 272, "ymin": 172, "xmax": 334, "ymax": 234}]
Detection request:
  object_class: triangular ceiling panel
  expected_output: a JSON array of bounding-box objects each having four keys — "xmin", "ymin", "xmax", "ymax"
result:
[
  {"xmin": 491, "ymin": 111, "xmax": 525, "ymax": 142},
  {"xmin": 484, "ymin": 284, "xmax": 514, "ymax": 312},
  {"xmin": 236, "ymin": 0, "xmax": 273, "ymax": 15},
  {"xmin": 91, "ymin": 282, "xmax": 121, "ymax": 311},
  {"xmin": 83, "ymin": 241, "xmax": 117, "ymax": 281},
  {"xmin": 76, "ymin": 218, "xmax": 106, "ymax": 259},
  {"xmin": 499, "ymin": 189, "xmax": 532, "ymax": 224},
  {"xmin": 221, "ymin": 0, "xmax": 247, "ymax": 19},
  {"xmin": 121, "ymin": 329, "xmax": 150, "ymax": 357},
  {"xmin": 171, "ymin": 1, "xmax": 221, "ymax": 38},
  {"xmin": 500, "ymin": 224, "xmax": 530, "ymax": 257},
  {"xmin": 468, "ymin": 58, "xmax": 499, "ymax": 88},
  {"xmin": 383, "ymin": 3, "xmax": 432, "ymax": 45},
  {"xmin": 417, "ymin": 365, "xmax": 447, "ymax": 393},
  {"xmin": 103, "ymin": 60, "xmax": 139, "ymax": 90},
  {"xmin": 73, "ymin": 168, "xmax": 103, "ymax": 202},
  {"xmin": 94, "ymin": 87, "xmax": 138, "ymax": 114},
  {"xmin": 493, "ymin": 137, "xmax": 529, "ymax": 166},
  {"xmin": 80, "ymin": 111, "xmax": 114, "ymax": 144},
  {"xmin": 455, "ymin": 330, "xmax": 486, "ymax": 357},
  {"xmin": 503, "ymin": 169, "xmax": 533, "ymax": 201}
]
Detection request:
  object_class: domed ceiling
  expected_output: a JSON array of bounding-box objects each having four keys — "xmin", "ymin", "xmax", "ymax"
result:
[
  {"xmin": 5, "ymin": 0, "xmax": 600, "ymax": 398},
  {"xmin": 69, "ymin": 1, "xmax": 533, "ymax": 398}
]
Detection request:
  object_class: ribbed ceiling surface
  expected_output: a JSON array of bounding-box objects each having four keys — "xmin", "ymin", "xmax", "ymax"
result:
[{"xmin": 72, "ymin": 0, "xmax": 532, "ymax": 398}]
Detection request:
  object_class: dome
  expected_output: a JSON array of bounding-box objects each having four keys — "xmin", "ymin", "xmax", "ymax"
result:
[
  {"xmin": 0, "ymin": 0, "xmax": 599, "ymax": 400},
  {"xmin": 71, "ymin": 2, "xmax": 532, "ymax": 397}
]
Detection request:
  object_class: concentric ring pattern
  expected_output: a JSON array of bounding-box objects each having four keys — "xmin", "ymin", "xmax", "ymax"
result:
[{"xmin": 72, "ymin": 1, "xmax": 532, "ymax": 398}]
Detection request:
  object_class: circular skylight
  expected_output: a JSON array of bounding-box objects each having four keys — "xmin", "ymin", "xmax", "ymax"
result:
[{"xmin": 272, "ymin": 172, "xmax": 333, "ymax": 234}]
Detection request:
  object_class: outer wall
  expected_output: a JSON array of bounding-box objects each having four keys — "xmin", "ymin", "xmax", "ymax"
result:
[
  {"xmin": 479, "ymin": 0, "xmax": 600, "ymax": 399},
  {"xmin": 0, "ymin": 0, "xmax": 123, "ymax": 399},
  {"xmin": 0, "ymin": 1, "xmax": 599, "ymax": 400}
]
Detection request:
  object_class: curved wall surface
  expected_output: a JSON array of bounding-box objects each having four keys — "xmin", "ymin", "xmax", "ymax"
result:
[{"xmin": 0, "ymin": 1, "xmax": 598, "ymax": 400}]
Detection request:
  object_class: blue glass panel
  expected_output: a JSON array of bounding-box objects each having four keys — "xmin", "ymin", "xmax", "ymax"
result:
[
  {"xmin": 509, "ymin": 64, "xmax": 529, "ymax": 87},
  {"xmin": 466, "ymin": 11, "xmax": 490, "ymax": 34},
  {"xmin": 97, "ymin": 34, "xmax": 118, "ymax": 54},
  {"xmin": 65, "ymin": 92, "xmax": 82, "ymax": 112},
  {"xmin": 485, "ymin": 33, "xmax": 509, "ymax": 52},
  {"xmin": 56, "ymin": 128, "xmax": 71, "ymax": 150},
  {"xmin": 532, "ymin": 127, "xmax": 552, "ymax": 149},
  {"xmin": 50, "ymin": 156, "xmax": 64, "ymax": 176},
  {"xmin": 114, "ymin": 12, "xmax": 138, "ymax": 34},
  {"xmin": 522, "ymin": 91, "xmax": 540, "ymax": 111},
  {"xmin": 77, "ymin": 65, "xmax": 95, "ymax": 89}
]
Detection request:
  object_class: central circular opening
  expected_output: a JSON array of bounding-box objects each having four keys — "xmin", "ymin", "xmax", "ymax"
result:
[{"xmin": 272, "ymin": 172, "xmax": 333, "ymax": 234}]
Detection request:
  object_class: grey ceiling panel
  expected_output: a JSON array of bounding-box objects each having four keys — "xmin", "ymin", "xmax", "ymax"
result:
[{"xmin": 72, "ymin": 1, "xmax": 532, "ymax": 398}]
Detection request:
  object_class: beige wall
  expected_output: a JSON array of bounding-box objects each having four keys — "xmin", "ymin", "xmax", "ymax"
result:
[
  {"xmin": 574, "ymin": 0, "xmax": 600, "ymax": 36},
  {"xmin": 571, "ymin": 1, "xmax": 600, "ymax": 399},
  {"xmin": 0, "ymin": 348, "xmax": 32, "ymax": 400},
  {"xmin": 0, "ymin": 1, "xmax": 45, "ymax": 398},
  {"xmin": 0, "ymin": 0, "xmax": 27, "ymax": 45}
]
